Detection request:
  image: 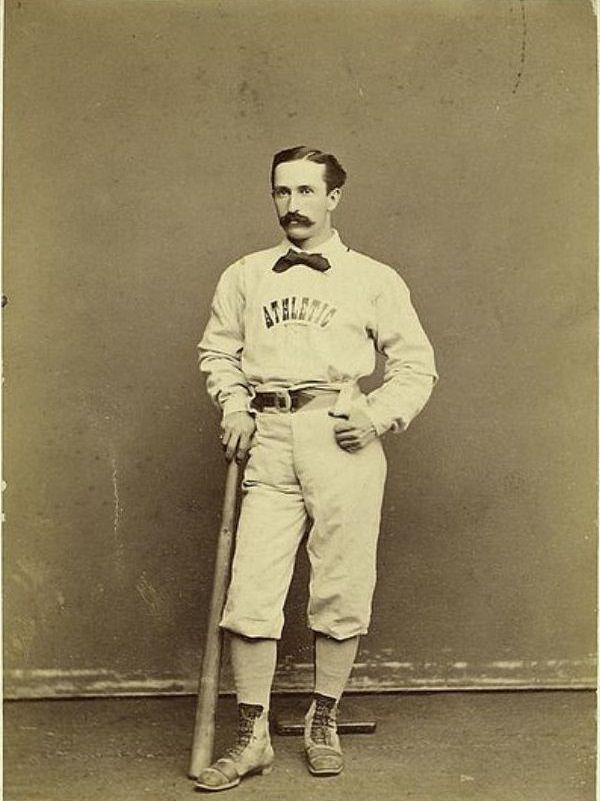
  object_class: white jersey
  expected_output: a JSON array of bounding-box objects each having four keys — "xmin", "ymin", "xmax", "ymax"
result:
[{"xmin": 198, "ymin": 230, "xmax": 437, "ymax": 435}]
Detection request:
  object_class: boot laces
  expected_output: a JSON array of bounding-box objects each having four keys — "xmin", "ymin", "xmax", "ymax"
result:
[
  {"xmin": 225, "ymin": 704, "xmax": 262, "ymax": 759},
  {"xmin": 310, "ymin": 701, "xmax": 336, "ymax": 746},
  {"xmin": 226, "ymin": 716, "xmax": 253, "ymax": 758}
]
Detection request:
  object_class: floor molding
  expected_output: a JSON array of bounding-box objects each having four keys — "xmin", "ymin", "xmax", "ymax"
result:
[{"xmin": 4, "ymin": 657, "xmax": 596, "ymax": 699}]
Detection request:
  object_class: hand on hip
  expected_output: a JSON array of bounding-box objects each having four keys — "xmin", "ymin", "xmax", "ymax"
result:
[{"xmin": 330, "ymin": 408, "xmax": 377, "ymax": 452}]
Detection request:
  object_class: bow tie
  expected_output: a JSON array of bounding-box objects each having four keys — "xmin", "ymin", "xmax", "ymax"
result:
[{"xmin": 273, "ymin": 249, "xmax": 331, "ymax": 274}]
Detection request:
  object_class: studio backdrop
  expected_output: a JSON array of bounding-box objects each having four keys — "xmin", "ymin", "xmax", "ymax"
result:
[{"xmin": 3, "ymin": 0, "xmax": 596, "ymax": 698}]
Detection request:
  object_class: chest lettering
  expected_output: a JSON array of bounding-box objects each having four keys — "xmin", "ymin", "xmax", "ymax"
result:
[{"xmin": 262, "ymin": 296, "xmax": 337, "ymax": 330}]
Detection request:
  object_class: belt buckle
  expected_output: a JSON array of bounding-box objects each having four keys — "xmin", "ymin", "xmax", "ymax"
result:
[{"xmin": 274, "ymin": 390, "xmax": 292, "ymax": 412}]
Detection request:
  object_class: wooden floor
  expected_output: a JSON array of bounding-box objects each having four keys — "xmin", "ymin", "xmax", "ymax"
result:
[{"xmin": 3, "ymin": 690, "xmax": 596, "ymax": 801}]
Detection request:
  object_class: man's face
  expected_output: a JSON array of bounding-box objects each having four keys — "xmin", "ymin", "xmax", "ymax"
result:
[{"xmin": 272, "ymin": 159, "xmax": 341, "ymax": 245}]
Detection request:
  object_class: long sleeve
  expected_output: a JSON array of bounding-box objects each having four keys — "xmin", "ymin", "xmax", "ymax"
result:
[
  {"xmin": 365, "ymin": 272, "xmax": 437, "ymax": 435},
  {"xmin": 197, "ymin": 263, "xmax": 252, "ymax": 417}
]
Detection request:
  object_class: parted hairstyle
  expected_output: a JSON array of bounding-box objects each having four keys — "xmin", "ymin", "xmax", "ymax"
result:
[{"xmin": 270, "ymin": 146, "xmax": 347, "ymax": 194}]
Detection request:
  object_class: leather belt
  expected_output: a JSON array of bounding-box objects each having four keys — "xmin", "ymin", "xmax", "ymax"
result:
[{"xmin": 251, "ymin": 389, "xmax": 339, "ymax": 414}]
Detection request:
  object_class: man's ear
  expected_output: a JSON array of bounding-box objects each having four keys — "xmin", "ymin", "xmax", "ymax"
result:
[{"xmin": 327, "ymin": 187, "xmax": 341, "ymax": 211}]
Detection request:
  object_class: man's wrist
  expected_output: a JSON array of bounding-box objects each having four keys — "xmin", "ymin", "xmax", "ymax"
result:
[
  {"xmin": 363, "ymin": 405, "xmax": 405, "ymax": 437},
  {"xmin": 363, "ymin": 405, "xmax": 390, "ymax": 437},
  {"xmin": 221, "ymin": 393, "xmax": 253, "ymax": 417}
]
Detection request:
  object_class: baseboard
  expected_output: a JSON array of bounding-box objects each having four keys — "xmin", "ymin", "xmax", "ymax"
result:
[{"xmin": 4, "ymin": 657, "xmax": 596, "ymax": 700}]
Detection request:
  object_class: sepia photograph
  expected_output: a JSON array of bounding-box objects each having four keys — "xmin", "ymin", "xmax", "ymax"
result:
[{"xmin": 2, "ymin": 1, "xmax": 597, "ymax": 800}]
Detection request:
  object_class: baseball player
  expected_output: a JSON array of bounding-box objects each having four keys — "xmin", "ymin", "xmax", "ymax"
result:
[{"xmin": 195, "ymin": 146, "xmax": 437, "ymax": 792}]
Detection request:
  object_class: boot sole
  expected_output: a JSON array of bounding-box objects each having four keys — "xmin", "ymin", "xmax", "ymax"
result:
[
  {"xmin": 307, "ymin": 765, "xmax": 343, "ymax": 777},
  {"xmin": 194, "ymin": 765, "xmax": 273, "ymax": 792}
]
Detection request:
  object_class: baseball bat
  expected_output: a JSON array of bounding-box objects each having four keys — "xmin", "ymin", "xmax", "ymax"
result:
[{"xmin": 189, "ymin": 458, "xmax": 240, "ymax": 779}]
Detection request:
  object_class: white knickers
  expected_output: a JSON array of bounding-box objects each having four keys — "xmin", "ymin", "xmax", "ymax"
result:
[{"xmin": 220, "ymin": 404, "xmax": 387, "ymax": 640}]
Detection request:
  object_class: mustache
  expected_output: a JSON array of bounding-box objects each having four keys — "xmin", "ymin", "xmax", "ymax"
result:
[{"xmin": 279, "ymin": 212, "xmax": 313, "ymax": 227}]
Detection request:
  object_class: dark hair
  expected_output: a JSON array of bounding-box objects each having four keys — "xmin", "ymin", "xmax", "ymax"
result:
[{"xmin": 270, "ymin": 146, "xmax": 347, "ymax": 193}]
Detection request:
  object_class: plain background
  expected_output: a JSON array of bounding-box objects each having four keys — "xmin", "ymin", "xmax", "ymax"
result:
[{"xmin": 3, "ymin": 0, "xmax": 597, "ymax": 698}]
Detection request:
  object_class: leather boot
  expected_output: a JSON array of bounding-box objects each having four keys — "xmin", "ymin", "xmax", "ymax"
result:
[
  {"xmin": 194, "ymin": 703, "xmax": 274, "ymax": 792},
  {"xmin": 304, "ymin": 693, "xmax": 344, "ymax": 776}
]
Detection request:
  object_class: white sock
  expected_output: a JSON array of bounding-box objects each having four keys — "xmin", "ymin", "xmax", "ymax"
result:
[
  {"xmin": 314, "ymin": 633, "xmax": 360, "ymax": 701},
  {"xmin": 230, "ymin": 634, "xmax": 277, "ymax": 711}
]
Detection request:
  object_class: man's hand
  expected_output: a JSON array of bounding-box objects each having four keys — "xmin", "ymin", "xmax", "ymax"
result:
[
  {"xmin": 331, "ymin": 408, "xmax": 378, "ymax": 452},
  {"xmin": 220, "ymin": 411, "xmax": 256, "ymax": 463}
]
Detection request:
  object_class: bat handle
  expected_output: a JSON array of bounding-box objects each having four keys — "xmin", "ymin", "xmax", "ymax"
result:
[{"xmin": 189, "ymin": 459, "xmax": 240, "ymax": 779}]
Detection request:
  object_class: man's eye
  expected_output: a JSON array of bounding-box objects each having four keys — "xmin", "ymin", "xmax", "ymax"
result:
[
  {"xmin": 274, "ymin": 188, "xmax": 288, "ymax": 198},
  {"xmin": 300, "ymin": 187, "xmax": 313, "ymax": 195}
]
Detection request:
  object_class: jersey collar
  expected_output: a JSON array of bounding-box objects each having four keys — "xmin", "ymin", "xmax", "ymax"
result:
[{"xmin": 278, "ymin": 229, "xmax": 349, "ymax": 267}]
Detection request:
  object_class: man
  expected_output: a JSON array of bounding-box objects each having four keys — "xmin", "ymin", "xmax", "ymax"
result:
[{"xmin": 195, "ymin": 146, "xmax": 437, "ymax": 792}]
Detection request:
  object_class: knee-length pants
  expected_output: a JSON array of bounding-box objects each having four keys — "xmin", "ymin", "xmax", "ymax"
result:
[{"xmin": 219, "ymin": 405, "xmax": 388, "ymax": 641}]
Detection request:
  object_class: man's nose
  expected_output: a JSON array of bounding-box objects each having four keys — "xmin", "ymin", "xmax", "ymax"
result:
[{"xmin": 288, "ymin": 191, "xmax": 302, "ymax": 212}]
